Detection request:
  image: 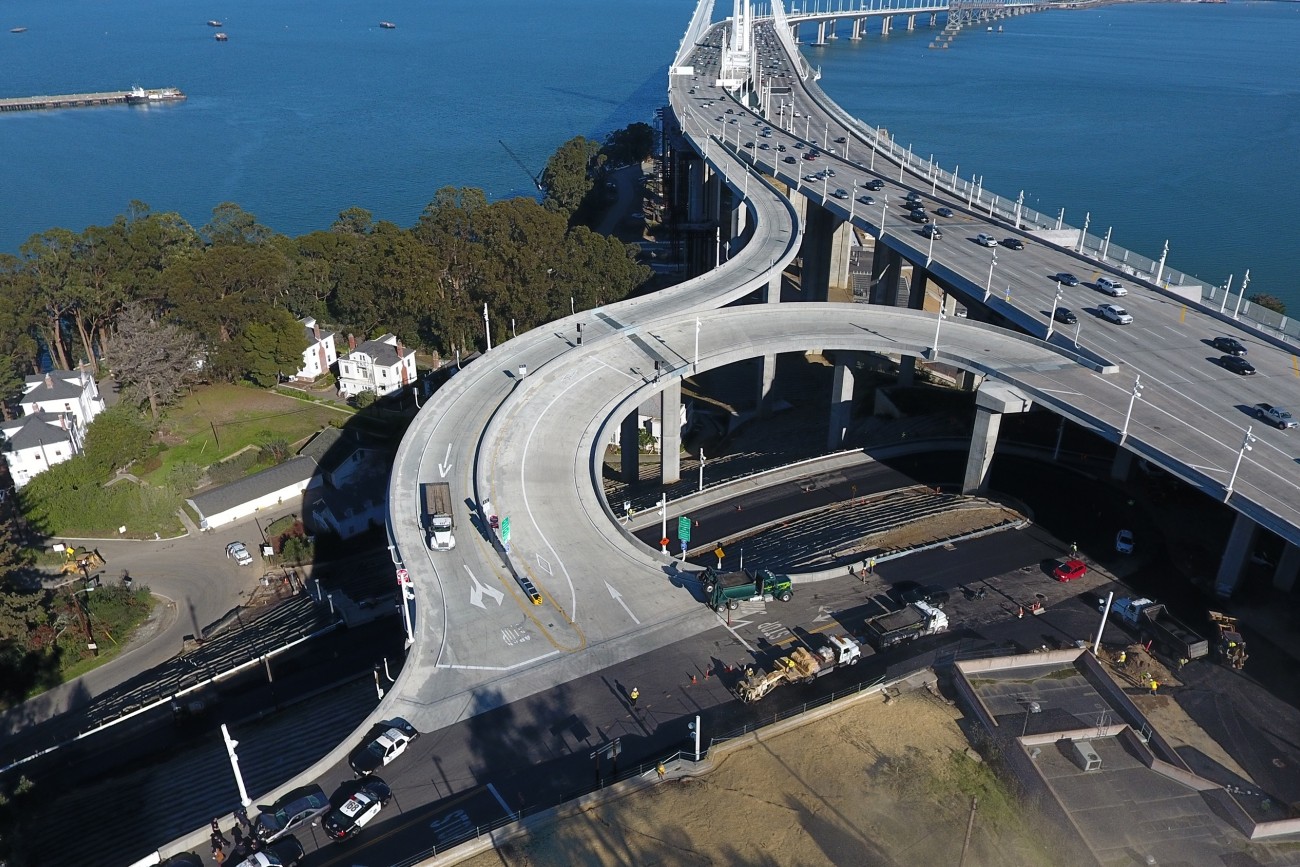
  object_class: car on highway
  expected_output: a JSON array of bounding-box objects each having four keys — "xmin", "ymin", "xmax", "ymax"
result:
[
  {"xmin": 232, "ymin": 837, "xmax": 305, "ymax": 867},
  {"xmin": 758, "ymin": 142, "xmax": 770, "ymax": 150},
  {"xmin": 904, "ymin": 191, "xmax": 923, "ymax": 206},
  {"xmin": 1053, "ymin": 307, "xmax": 1078, "ymax": 325},
  {"xmin": 857, "ymin": 194, "xmax": 875, "ymax": 205},
  {"xmin": 975, "ymin": 233, "xmax": 998, "ymax": 247},
  {"xmin": 862, "ymin": 178, "xmax": 884, "ymax": 191},
  {"xmin": 803, "ymin": 174, "xmax": 820, "ymax": 183},
  {"xmin": 921, "ymin": 223, "xmax": 942, "ymax": 239},
  {"xmin": 1211, "ymin": 336, "xmax": 1247, "ymax": 356},
  {"xmin": 1218, "ymin": 355, "xmax": 1256, "ymax": 375},
  {"xmin": 935, "ymin": 206, "xmax": 954, "ymax": 218},
  {"xmin": 1255, "ymin": 403, "xmax": 1298, "ymax": 429},
  {"xmin": 1115, "ymin": 529, "xmax": 1134, "ymax": 555},
  {"xmin": 253, "ymin": 785, "xmax": 330, "ymax": 843},
  {"xmin": 908, "ymin": 208, "xmax": 929, "ymax": 223},
  {"xmin": 1095, "ymin": 276, "xmax": 1128, "ymax": 296},
  {"xmin": 348, "ymin": 718, "xmax": 421, "ymax": 776},
  {"xmin": 1054, "ymin": 272, "xmax": 1081, "ymax": 286},
  {"xmin": 742, "ymin": 141, "xmax": 754, "ymax": 148},
  {"xmin": 802, "ymin": 152, "xmax": 816, "ymax": 160},
  {"xmin": 832, "ymin": 188, "xmax": 849, "ymax": 199},
  {"xmin": 1053, "ymin": 559, "xmax": 1088, "ymax": 582},
  {"xmin": 1001, "ymin": 237, "xmax": 1025, "ymax": 250},
  {"xmin": 1099, "ymin": 304, "xmax": 1133, "ymax": 324},
  {"xmin": 776, "ymin": 143, "xmax": 787, "ymax": 151},
  {"xmin": 226, "ymin": 541, "xmax": 253, "ymax": 566},
  {"xmin": 834, "ymin": 135, "xmax": 847, "ymax": 143},
  {"xmin": 323, "ymin": 777, "xmax": 393, "ymax": 841},
  {"xmin": 783, "ymin": 155, "xmax": 796, "ymax": 164}
]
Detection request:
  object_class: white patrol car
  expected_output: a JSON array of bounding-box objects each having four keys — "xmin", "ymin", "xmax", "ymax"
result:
[{"xmin": 323, "ymin": 777, "xmax": 392, "ymax": 841}]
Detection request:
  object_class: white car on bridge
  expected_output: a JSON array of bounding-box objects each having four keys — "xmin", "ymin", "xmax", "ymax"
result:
[{"xmin": 1099, "ymin": 304, "xmax": 1133, "ymax": 325}]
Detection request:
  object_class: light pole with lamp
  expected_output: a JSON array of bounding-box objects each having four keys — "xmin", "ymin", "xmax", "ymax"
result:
[
  {"xmin": 1219, "ymin": 274, "xmax": 1234, "ymax": 314},
  {"xmin": 483, "ymin": 303, "xmax": 492, "ymax": 351},
  {"xmin": 698, "ymin": 448, "xmax": 706, "ymax": 493},
  {"xmin": 1233, "ymin": 269, "xmax": 1251, "ymax": 319},
  {"xmin": 1046, "ymin": 288, "xmax": 1063, "ymax": 339},
  {"xmin": 926, "ymin": 223, "xmax": 936, "ymax": 266},
  {"xmin": 658, "ymin": 494, "xmax": 668, "ymax": 554},
  {"xmin": 930, "ymin": 291, "xmax": 946, "ymax": 360},
  {"xmin": 693, "ymin": 318, "xmax": 701, "ymax": 371},
  {"xmin": 983, "ymin": 250, "xmax": 997, "ymax": 301},
  {"xmin": 1225, "ymin": 426, "xmax": 1256, "ymax": 499},
  {"xmin": 878, "ymin": 195, "xmax": 888, "ymax": 239},
  {"xmin": 1119, "ymin": 375, "xmax": 1143, "ymax": 444}
]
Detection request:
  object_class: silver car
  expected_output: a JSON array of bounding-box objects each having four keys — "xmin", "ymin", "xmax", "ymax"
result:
[{"xmin": 1099, "ymin": 304, "xmax": 1133, "ymax": 325}]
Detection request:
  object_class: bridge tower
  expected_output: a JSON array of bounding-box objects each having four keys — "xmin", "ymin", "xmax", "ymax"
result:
[{"xmin": 718, "ymin": 0, "xmax": 756, "ymax": 92}]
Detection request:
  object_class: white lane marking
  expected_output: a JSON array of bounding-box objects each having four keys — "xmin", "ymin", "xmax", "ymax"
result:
[
  {"xmin": 605, "ymin": 581, "xmax": 642, "ymax": 625},
  {"xmin": 714, "ymin": 611, "xmax": 756, "ymax": 652},
  {"xmin": 436, "ymin": 650, "xmax": 560, "ymax": 671},
  {"xmin": 463, "ymin": 565, "xmax": 504, "ymax": 609},
  {"xmin": 438, "ymin": 442, "xmax": 453, "ymax": 478},
  {"xmin": 487, "ymin": 783, "xmax": 514, "ymax": 817}
]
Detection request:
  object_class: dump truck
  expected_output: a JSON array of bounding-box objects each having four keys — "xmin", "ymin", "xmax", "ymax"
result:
[
  {"xmin": 700, "ymin": 568, "xmax": 792, "ymax": 610},
  {"xmin": 58, "ymin": 546, "xmax": 106, "ymax": 575},
  {"xmin": 1208, "ymin": 610, "xmax": 1247, "ymax": 670},
  {"xmin": 864, "ymin": 601, "xmax": 949, "ymax": 650},
  {"xmin": 421, "ymin": 482, "xmax": 456, "ymax": 551},
  {"xmin": 736, "ymin": 635, "xmax": 863, "ymax": 703},
  {"xmin": 1108, "ymin": 597, "xmax": 1209, "ymax": 660}
]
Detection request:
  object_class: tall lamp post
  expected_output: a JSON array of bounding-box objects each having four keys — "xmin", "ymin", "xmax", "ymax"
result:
[
  {"xmin": 878, "ymin": 195, "xmax": 888, "ymax": 239},
  {"xmin": 1046, "ymin": 288, "xmax": 1063, "ymax": 339},
  {"xmin": 693, "ymin": 317, "xmax": 701, "ymax": 371},
  {"xmin": 1119, "ymin": 375, "xmax": 1143, "ymax": 444},
  {"xmin": 983, "ymin": 251, "xmax": 998, "ymax": 301},
  {"xmin": 930, "ymin": 291, "xmax": 946, "ymax": 360},
  {"xmin": 1225, "ymin": 426, "xmax": 1256, "ymax": 499},
  {"xmin": 483, "ymin": 303, "xmax": 492, "ymax": 352}
]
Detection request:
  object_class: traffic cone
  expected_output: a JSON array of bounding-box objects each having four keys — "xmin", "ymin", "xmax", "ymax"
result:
[
  {"xmin": 1017, "ymin": 606, "xmax": 1024, "ymax": 619},
  {"xmin": 690, "ymin": 674, "xmax": 697, "ymax": 685}
]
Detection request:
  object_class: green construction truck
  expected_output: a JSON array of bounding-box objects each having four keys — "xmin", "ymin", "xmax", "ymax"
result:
[{"xmin": 700, "ymin": 567, "xmax": 793, "ymax": 610}]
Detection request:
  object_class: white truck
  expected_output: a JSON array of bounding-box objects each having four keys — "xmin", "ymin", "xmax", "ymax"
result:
[
  {"xmin": 421, "ymin": 482, "xmax": 456, "ymax": 551},
  {"xmin": 864, "ymin": 601, "xmax": 949, "ymax": 650}
]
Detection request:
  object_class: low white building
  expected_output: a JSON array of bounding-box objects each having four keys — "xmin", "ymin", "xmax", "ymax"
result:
[
  {"xmin": 187, "ymin": 456, "xmax": 322, "ymax": 531},
  {"xmin": 19, "ymin": 369, "xmax": 105, "ymax": 429},
  {"xmin": 293, "ymin": 317, "xmax": 337, "ymax": 381},
  {"xmin": 1, "ymin": 414, "xmax": 82, "ymax": 488},
  {"xmin": 337, "ymin": 334, "xmax": 416, "ymax": 399}
]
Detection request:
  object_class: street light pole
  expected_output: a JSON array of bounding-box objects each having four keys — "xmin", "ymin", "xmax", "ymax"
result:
[
  {"xmin": 1046, "ymin": 288, "xmax": 1063, "ymax": 339},
  {"xmin": 1225, "ymin": 426, "xmax": 1256, "ymax": 499},
  {"xmin": 698, "ymin": 448, "xmax": 706, "ymax": 493},
  {"xmin": 659, "ymin": 494, "xmax": 668, "ymax": 554},
  {"xmin": 221, "ymin": 724, "xmax": 253, "ymax": 808},
  {"xmin": 1233, "ymin": 269, "xmax": 1251, "ymax": 319},
  {"xmin": 983, "ymin": 251, "xmax": 997, "ymax": 302},
  {"xmin": 1119, "ymin": 375, "xmax": 1143, "ymax": 444},
  {"xmin": 878, "ymin": 195, "xmax": 888, "ymax": 239},
  {"xmin": 930, "ymin": 291, "xmax": 946, "ymax": 360},
  {"xmin": 483, "ymin": 303, "xmax": 492, "ymax": 352},
  {"xmin": 694, "ymin": 317, "xmax": 701, "ymax": 371}
]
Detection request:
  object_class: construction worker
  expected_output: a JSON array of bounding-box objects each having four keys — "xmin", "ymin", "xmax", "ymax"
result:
[
  {"xmin": 629, "ymin": 686, "xmax": 639, "ymax": 706},
  {"xmin": 1150, "ymin": 679, "xmax": 1159, "ymax": 696},
  {"xmin": 1117, "ymin": 651, "xmax": 1127, "ymax": 666}
]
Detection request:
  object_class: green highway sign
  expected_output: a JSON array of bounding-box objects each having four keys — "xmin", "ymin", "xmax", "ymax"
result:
[
  {"xmin": 677, "ymin": 515, "xmax": 691, "ymax": 542},
  {"xmin": 501, "ymin": 516, "xmax": 511, "ymax": 542}
]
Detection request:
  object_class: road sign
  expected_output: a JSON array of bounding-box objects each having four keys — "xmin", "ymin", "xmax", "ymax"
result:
[
  {"xmin": 677, "ymin": 515, "xmax": 691, "ymax": 541},
  {"xmin": 714, "ymin": 546, "xmax": 725, "ymax": 564},
  {"xmin": 501, "ymin": 517, "xmax": 511, "ymax": 542},
  {"xmin": 680, "ymin": 539, "xmax": 688, "ymax": 553}
]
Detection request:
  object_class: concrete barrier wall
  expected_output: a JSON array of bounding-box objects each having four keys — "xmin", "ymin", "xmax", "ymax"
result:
[
  {"xmin": 1019, "ymin": 725, "xmax": 1128, "ymax": 748},
  {"xmin": 955, "ymin": 648, "xmax": 1082, "ymax": 674}
]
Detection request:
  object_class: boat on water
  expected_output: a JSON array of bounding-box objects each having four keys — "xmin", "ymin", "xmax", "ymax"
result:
[
  {"xmin": 380, "ymin": 21, "xmax": 396, "ymax": 29},
  {"xmin": 214, "ymin": 32, "xmax": 228, "ymax": 41},
  {"xmin": 206, "ymin": 20, "xmax": 223, "ymax": 27},
  {"xmin": 10, "ymin": 26, "xmax": 27, "ymax": 33},
  {"xmin": 127, "ymin": 86, "xmax": 186, "ymax": 105}
]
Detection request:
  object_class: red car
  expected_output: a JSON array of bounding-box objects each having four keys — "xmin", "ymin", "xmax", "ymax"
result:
[{"xmin": 1053, "ymin": 559, "xmax": 1087, "ymax": 582}]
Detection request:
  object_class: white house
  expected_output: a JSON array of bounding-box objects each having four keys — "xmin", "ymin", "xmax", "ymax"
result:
[
  {"xmin": 336, "ymin": 334, "xmax": 416, "ymax": 399},
  {"xmin": 187, "ymin": 456, "xmax": 322, "ymax": 530},
  {"xmin": 293, "ymin": 317, "xmax": 337, "ymax": 381},
  {"xmin": 299, "ymin": 428, "xmax": 390, "ymax": 540},
  {"xmin": 0, "ymin": 413, "xmax": 81, "ymax": 488},
  {"xmin": 19, "ymin": 369, "xmax": 105, "ymax": 430}
]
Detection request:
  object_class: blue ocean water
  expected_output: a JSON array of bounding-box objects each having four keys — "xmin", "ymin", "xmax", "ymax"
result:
[{"xmin": 2, "ymin": 0, "xmax": 1297, "ymax": 308}]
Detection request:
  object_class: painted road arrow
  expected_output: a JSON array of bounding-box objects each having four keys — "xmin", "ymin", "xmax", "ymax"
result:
[
  {"xmin": 464, "ymin": 566, "xmax": 504, "ymax": 609},
  {"xmin": 605, "ymin": 582, "xmax": 641, "ymax": 625},
  {"xmin": 438, "ymin": 442, "xmax": 454, "ymax": 478}
]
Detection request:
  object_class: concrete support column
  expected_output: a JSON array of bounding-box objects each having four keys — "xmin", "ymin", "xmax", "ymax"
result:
[
  {"xmin": 907, "ymin": 13, "xmax": 916, "ymax": 30},
  {"xmin": 1274, "ymin": 542, "xmax": 1300, "ymax": 593},
  {"xmin": 798, "ymin": 200, "xmax": 843, "ymax": 303},
  {"xmin": 621, "ymin": 412, "xmax": 640, "ymax": 483},
  {"xmin": 1110, "ymin": 448, "xmax": 1133, "ymax": 482},
  {"xmin": 962, "ymin": 383, "xmax": 1032, "ymax": 495},
  {"xmin": 659, "ymin": 379, "xmax": 682, "ymax": 485},
  {"xmin": 881, "ymin": 16, "xmax": 891, "ymax": 35},
  {"xmin": 851, "ymin": 18, "xmax": 863, "ymax": 39},
  {"xmin": 1214, "ymin": 511, "xmax": 1258, "ymax": 599},
  {"xmin": 869, "ymin": 243, "xmax": 902, "ymax": 306},
  {"xmin": 828, "ymin": 359, "xmax": 856, "ymax": 450},
  {"xmin": 816, "ymin": 21, "xmax": 825, "ymax": 44},
  {"xmin": 828, "ymin": 220, "xmax": 854, "ymax": 294}
]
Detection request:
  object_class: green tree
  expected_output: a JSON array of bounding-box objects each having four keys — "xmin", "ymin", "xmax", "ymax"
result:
[
  {"xmin": 83, "ymin": 406, "xmax": 152, "ymax": 478},
  {"xmin": 1248, "ymin": 293, "xmax": 1286, "ymax": 316},
  {"xmin": 603, "ymin": 122, "xmax": 656, "ymax": 166},
  {"xmin": 164, "ymin": 242, "xmax": 291, "ymax": 344},
  {"xmin": 202, "ymin": 202, "xmax": 275, "ymax": 247},
  {"xmin": 235, "ymin": 308, "xmax": 308, "ymax": 387},
  {"xmin": 540, "ymin": 137, "xmax": 602, "ymax": 215}
]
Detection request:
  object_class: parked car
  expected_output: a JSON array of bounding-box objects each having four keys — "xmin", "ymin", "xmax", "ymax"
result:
[
  {"xmin": 921, "ymin": 223, "xmax": 943, "ymax": 239},
  {"xmin": 1115, "ymin": 529, "xmax": 1134, "ymax": 555},
  {"xmin": 1211, "ymin": 336, "xmax": 1247, "ymax": 356},
  {"xmin": 324, "ymin": 777, "xmax": 393, "ymax": 841},
  {"xmin": 1099, "ymin": 304, "xmax": 1133, "ymax": 325},
  {"xmin": 1255, "ymin": 403, "xmax": 1298, "ymax": 429},
  {"xmin": 254, "ymin": 786, "xmax": 330, "ymax": 843},
  {"xmin": 1054, "ymin": 272, "xmax": 1081, "ymax": 286},
  {"xmin": 975, "ymin": 233, "xmax": 998, "ymax": 247},
  {"xmin": 935, "ymin": 206, "xmax": 954, "ymax": 218},
  {"xmin": 892, "ymin": 581, "xmax": 951, "ymax": 609},
  {"xmin": 348, "ymin": 718, "xmax": 421, "ymax": 776},
  {"xmin": 226, "ymin": 541, "xmax": 253, "ymax": 566},
  {"xmin": 1053, "ymin": 559, "xmax": 1088, "ymax": 582},
  {"xmin": 232, "ymin": 837, "xmax": 305, "ymax": 867},
  {"xmin": 1219, "ymin": 355, "xmax": 1256, "ymax": 375},
  {"xmin": 1001, "ymin": 237, "xmax": 1025, "ymax": 250},
  {"xmin": 1096, "ymin": 276, "xmax": 1128, "ymax": 296},
  {"xmin": 1053, "ymin": 307, "xmax": 1078, "ymax": 325}
]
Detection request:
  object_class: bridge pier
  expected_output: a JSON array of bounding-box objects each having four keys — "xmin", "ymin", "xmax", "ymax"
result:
[
  {"xmin": 1110, "ymin": 448, "xmax": 1133, "ymax": 482},
  {"xmin": 907, "ymin": 14, "xmax": 916, "ymax": 31},
  {"xmin": 897, "ymin": 261, "xmax": 935, "ymax": 387},
  {"xmin": 659, "ymin": 378, "xmax": 682, "ymax": 485},
  {"xmin": 869, "ymin": 243, "xmax": 903, "ymax": 305},
  {"xmin": 798, "ymin": 201, "xmax": 849, "ymax": 302},
  {"xmin": 962, "ymin": 382, "xmax": 1032, "ymax": 495},
  {"xmin": 1275, "ymin": 542, "xmax": 1300, "ymax": 592},
  {"xmin": 1215, "ymin": 512, "xmax": 1258, "ymax": 599},
  {"xmin": 851, "ymin": 18, "xmax": 863, "ymax": 40},
  {"xmin": 881, "ymin": 16, "xmax": 892, "ymax": 36},
  {"xmin": 828, "ymin": 357, "xmax": 857, "ymax": 450},
  {"xmin": 756, "ymin": 269, "xmax": 782, "ymax": 414},
  {"xmin": 621, "ymin": 412, "xmax": 641, "ymax": 483}
]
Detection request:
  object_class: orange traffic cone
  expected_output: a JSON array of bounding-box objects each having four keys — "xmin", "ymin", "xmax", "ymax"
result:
[{"xmin": 1017, "ymin": 606, "xmax": 1024, "ymax": 619}]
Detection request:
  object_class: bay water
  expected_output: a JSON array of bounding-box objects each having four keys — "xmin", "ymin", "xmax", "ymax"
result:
[{"xmin": 2, "ymin": 0, "xmax": 1297, "ymax": 308}]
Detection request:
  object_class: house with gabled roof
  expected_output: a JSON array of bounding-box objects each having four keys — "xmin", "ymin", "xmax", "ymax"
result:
[
  {"xmin": 19, "ymin": 369, "xmax": 105, "ymax": 430},
  {"xmin": 293, "ymin": 317, "xmax": 337, "ymax": 381},
  {"xmin": 336, "ymin": 334, "xmax": 416, "ymax": 399},
  {"xmin": 187, "ymin": 456, "xmax": 322, "ymax": 531},
  {"xmin": 0, "ymin": 413, "xmax": 81, "ymax": 488}
]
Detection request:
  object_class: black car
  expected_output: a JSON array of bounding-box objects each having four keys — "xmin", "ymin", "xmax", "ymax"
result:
[
  {"xmin": 1219, "ymin": 355, "xmax": 1256, "ymax": 375},
  {"xmin": 890, "ymin": 581, "xmax": 950, "ymax": 609},
  {"xmin": 1001, "ymin": 237, "xmax": 1025, "ymax": 250},
  {"xmin": 254, "ymin": 785, "xmax": 330, "ymax": 843},
  {"xmin": 921, "ymin": 222, "xmax": 942, "ymax": 239},
  {"xmin": 783, "ymin": 155, "xmax": 796, "ymax": 163},
  {"xmin": 1211, "ymin": 336, "xmax": 1247, "ymax": 356},
  {"xmin": 348, "ymin": 717, "xmax": 421, "ymax": 776},
  {"xmin": 863, "ymin": 178, "xmax": 884, "ymax": 191},
  {"xmin": 324, "ymin": 777, "xmax": 393, "ymax": 841},
  {"xmin": 232, "ymin": 836, "xmax": 305, "ymax": 867},
  {"xmin": 908, "ymin": 208, "xmax": 929, "ymax": 223},
  {"xmin": 1053, "ymin": 307, "xmax": 1078, "ymax": 325},
  {"xmin": 1054, "ymin": 272, "xmax": 1081, "ymax": 286},
  {"xmin": 834, "ymin": 135, "xmax": 847, "ymax": 143},
  {"xmin": 904, "ymin": 191, "xmax": 923, "ymax": 205},
  {"xmin": 935, "ymin": 206, "xmax": 954, "ymax": 218}
]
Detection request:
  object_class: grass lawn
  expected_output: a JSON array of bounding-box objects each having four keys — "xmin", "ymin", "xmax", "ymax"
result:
[{"xmin": 145, "ymin": 383, "xmax": 352, "ymax": 483}]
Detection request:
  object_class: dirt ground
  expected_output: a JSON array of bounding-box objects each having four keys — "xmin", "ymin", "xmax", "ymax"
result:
[
  {"xmin": 461, "ymin": 691, "xmax": 1064, "ymax": 867},
  {"xmin": 859, "ymin": 504, "xmax": 1022, "ymax": 553}
]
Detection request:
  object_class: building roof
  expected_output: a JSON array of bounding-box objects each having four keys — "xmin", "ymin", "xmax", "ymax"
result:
[
  {"xmin": 188, "ymin": 456, "xmax": 318, "ymax": 520},
  {"xmin": 20, "ymin": 371, "xmax": 85, "ymax": 405},
  {"xmin": 301, "ymin": 317, "xmax": 336, "ymax": 346},
  {"xmin": 351, "ymin": 334, "xmax": 405, "ymax": 367},
  {"xmin": 0, "ymin": 413, "xmax": 74, "ymax": 452},
  {"xmin": 296, "ymin": 427, "xmax": 386, "ymax": 476}
]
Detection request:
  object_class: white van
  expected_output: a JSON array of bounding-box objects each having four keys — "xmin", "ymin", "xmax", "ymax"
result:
[{"xmin": 1096, "ymin": 276, "xmax": 1128, "ymax": 296}]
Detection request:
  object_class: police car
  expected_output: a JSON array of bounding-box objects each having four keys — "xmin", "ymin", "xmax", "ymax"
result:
[
  {"xmin": 348, "ymin": 718, "xmax": 421, "ymax": 775},
  {"xmin": 323, "ymin": 777, "xmax": 392, "ymax": 841}
]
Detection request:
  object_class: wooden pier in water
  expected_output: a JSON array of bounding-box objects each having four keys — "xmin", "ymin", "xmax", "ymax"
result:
[{"xmin": 0, "ymin": 88, "xmax": 186, "ymax": 113}]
